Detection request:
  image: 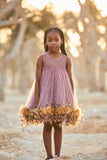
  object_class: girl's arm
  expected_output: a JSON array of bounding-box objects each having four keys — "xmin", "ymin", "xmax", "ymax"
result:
[
  {"xmin": 35, "ymin": 55, "xmax": 43, "ymax": 106},
  {"xmin": 66, "ymin": 56, "xmax": 74, "ymax": 94}
]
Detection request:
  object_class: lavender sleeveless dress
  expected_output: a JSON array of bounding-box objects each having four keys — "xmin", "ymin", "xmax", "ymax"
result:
[{"xmin": 19, "ymin": 52, "xmax": 82, "ymax": 127}]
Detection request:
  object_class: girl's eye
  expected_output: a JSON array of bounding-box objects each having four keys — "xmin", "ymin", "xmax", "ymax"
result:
[
  {"xmin": 48, "ymin": 39, "xmax": 59, "ymax": 42},
  {"xmin": 55, "ymin": 39, "xmax": 59, "ymax": 42}
]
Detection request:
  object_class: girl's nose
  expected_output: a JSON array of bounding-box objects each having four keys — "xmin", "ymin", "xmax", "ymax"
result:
[{"xmin": 51, "ymin": 41, "xmax": 56, "ymax": 44}]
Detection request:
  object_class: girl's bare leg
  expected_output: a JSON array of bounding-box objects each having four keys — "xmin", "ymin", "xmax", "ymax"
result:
[
  {"xmin": 43, "ymin": 122, "xmax": 53, "ymax": 157},
  {"xmin": 53, "ymin": 122, "xmax": 62, "ymax": 156}
]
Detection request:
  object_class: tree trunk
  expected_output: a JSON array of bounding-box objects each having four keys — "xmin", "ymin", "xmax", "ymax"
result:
[
  {"xmin": 17, "ymin": 46, "xmax": 28, "ymax": 94},
  {"xmin": 99, "ymin": 59, "xmax": 106, "ymax": 91},
  {"xmin": 4, "ymin": 20, "xmax": 28, "ymax": 62},
  {"xmin": 11, "ymin": 70, "xmax": 16, "ymax": 89},
  {"xmin": 0, "ymin": 60, "xmax": 6, "ymax": 101},
  {"xmin": 88, "ymin": 58, "xmax": 98, "ymax": 91}
]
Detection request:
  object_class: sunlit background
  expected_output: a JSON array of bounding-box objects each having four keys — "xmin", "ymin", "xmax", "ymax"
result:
[
  {"xmin": 0, "ymin": 1, "xmax": 107, "ymax": 159},
  {"xmin": 22, "ymin": 0, "xmax": 107, "ymax": 57},
  {"xmin": 26, "ymin": 0, "xmax": 107, "ymax": 16},
  {"xmin": 0, "ymin": 0, "xmax": 107, "ymax": 59},
  {"xmin": 0, "ymin": 0, "xmax": 107, "ymax": 93}
]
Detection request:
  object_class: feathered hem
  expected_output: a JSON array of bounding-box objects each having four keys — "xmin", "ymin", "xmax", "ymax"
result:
[{"xmin": 18, "ymin": 103, "xmax": 83, "ymax": 128}]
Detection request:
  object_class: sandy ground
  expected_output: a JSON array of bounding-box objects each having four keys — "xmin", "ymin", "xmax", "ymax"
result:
[{"xmin": 0, "ymin": 88, "xmax": 107, "ymax": 160}]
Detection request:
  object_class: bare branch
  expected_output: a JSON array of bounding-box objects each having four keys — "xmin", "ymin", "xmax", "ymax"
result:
[
  {"xmin": 4, "ymin": 20, "xmax": 28, "ymax": 62},
  {"xmin": 0, "ymin": 0, "xmax": 21, "ymax": 20},
  {"xmin": 0, "ymin": 19, "xmax": 21, "ymax": 28}
]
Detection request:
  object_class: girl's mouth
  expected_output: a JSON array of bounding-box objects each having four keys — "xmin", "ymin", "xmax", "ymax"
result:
[{"xmin": 51, "ymin": 46, "xmax": 57, "ymax": 49}]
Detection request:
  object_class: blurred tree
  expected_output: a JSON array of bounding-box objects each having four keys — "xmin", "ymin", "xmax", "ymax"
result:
[
  {"xmin": 62, "ymin": 0, "xmax": 107, "ymax": 91},
  {"xmin": 1, "ymin": 0, "xmax": 106, "ymax": 102},
  {"xmin": 0, "ymin": 0, "xmax": 57, "ymax": 100}
]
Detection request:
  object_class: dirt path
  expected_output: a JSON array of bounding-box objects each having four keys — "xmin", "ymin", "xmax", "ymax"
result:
[{"xmin": 0, "ymin": 89, "xmax": 107, "ymax": 160}]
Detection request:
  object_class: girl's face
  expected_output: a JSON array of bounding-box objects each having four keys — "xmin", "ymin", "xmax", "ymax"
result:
[{"xmin": 46, "ymin": 31, "xmax": 63, "ymax": 53}]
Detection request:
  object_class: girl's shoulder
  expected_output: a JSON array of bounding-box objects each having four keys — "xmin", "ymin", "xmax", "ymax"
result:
[
  {"xmin": 65, "ymin": 54, "xmax": 72, "ymax": 66},
  {"xmin": 36, "ymin": 53, "xmax": 46, "ymax": 61},
  {"xmin": 36, "ymin": 53, "xmax": 46, "ymax": 66}
]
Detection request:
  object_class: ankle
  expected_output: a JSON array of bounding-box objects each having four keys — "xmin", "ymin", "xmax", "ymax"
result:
[
  {"xmin": 54, "ymin": 154, "xmax": 60, "ymax": 157},
  {"xmin": 45, "ymin": 155, "xmax": 53, "ymax": 160},
  {"xmin": 47, "ymin": 154, "xmax": 53, "ymax": 157}
]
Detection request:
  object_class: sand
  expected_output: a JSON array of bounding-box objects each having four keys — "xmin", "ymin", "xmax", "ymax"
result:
[{"xmin": 0, "ymin": 88, "xmax": 107, "ymax": 160}]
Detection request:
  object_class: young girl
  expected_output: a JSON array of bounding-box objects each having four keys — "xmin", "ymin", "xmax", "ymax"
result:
[{"xmin": 19, "ymin": 27, "xmax": 83, "ymax": 160}]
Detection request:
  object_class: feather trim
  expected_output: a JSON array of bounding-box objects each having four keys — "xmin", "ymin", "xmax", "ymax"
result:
[{"xmin": 18, "ymin": 104, "xmax": 84, "ymax": 128}]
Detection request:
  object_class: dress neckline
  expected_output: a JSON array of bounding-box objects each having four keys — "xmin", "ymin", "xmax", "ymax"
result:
[{"xmin": 46, "ymin": 52, "xmax": 62, "ymax": 60}]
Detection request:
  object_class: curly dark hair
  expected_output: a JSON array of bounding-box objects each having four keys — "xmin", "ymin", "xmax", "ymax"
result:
[{"xmin": 44, "ymin": 27, "xmax": 67, "ymax": 55}]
